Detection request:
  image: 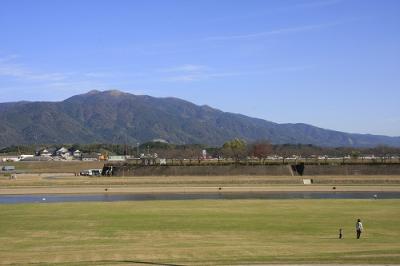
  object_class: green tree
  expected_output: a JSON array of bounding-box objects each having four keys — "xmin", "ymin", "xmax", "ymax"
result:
[
  {"xmin": 222, "ymin": 138, "xmax": 247, "ymax": 162},
  {"xmin": 350, "ymin": 150, "xmax": 361, "ymax": 159}
]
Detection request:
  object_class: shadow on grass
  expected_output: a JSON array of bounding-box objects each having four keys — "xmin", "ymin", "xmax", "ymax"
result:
[
  {"xmin": 118, "ymin": 260, "xmax": 185, "ymax": 266},
  {"xmin": 22, "ymin": 260, "xmax": 185, "ymax": 266}
]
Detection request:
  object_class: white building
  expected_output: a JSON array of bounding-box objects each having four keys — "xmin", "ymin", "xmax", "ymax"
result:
[
  {"xmin": 19, "ymin": 154, "xmax": 34, "ymax": 160},
  {"xmin": 81, "ymin": 153, "xmax": 99, "ymax": 161},
  {"xmin": 40, "ymin": 149, "xmax": 52, "ymax": 157},
  {"xmin": 73, "ymin": 150, "xmax": 82, "ymax": 158},
  {"xmin": 108, "ymin": 155, "xmax": 126, "ymax": 162}
]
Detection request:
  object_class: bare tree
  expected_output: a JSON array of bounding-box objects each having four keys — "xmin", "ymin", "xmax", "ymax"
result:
[{"xmin": 250, "ymin": 140, "xmax": 273, "ymax": 163}]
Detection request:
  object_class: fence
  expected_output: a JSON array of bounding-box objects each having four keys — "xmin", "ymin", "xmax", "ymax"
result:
[{"xmin": 122, "ymin": 157, "xmax": 400, "ymax": 166}]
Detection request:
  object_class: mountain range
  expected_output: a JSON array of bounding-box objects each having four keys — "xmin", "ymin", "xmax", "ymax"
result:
[{"xmin": 0, "ymin": 90, "xmax": 399, "ymax": 148}]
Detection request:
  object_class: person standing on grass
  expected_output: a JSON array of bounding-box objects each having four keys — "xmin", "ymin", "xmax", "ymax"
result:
[{"xmin": 356, "ymin": 219, "xmax": 363, "ymax": 239}]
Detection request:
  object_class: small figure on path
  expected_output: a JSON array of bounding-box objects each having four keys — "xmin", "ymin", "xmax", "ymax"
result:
[
  {"xmin": 356, "ymin": 219, "xmax": 363, "ymax": 239},
  {"xmin": 339, "ymin": 228, "xmax": 343, "ymax": 239}
]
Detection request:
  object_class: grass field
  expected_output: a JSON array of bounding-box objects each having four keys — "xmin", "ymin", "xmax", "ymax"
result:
[{"xmin": 0, "ymin": 199, "xmax": 399, "ymax": 265}]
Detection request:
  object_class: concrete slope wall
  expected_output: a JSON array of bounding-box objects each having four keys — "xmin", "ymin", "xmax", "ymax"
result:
[
  {"xmin": 113, "ymin": 165, "xmax": 290, "ymax": 176},
  {"xmin": 110, "ymin": 163, "xmax": 400, "ymax": 176},
  {"xmin": 304, "ymin": 164, "xmax": 400, "ymax": 175}
]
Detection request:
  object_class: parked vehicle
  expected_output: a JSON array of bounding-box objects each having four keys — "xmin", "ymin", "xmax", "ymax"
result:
[
  {"xmin": 80, "ymin": 169, "xmax": 102, "ymax": 176},
  {"xmin": 2, "ymin": 166, "xmax": 15, "ymax": 171},
  {"xmin": 91, "ymin": 169, "xmax": 102, "ymax": 176},
  {"xmin": 80, "ymin": 170, "xmax": 91, "ymax": 176}
]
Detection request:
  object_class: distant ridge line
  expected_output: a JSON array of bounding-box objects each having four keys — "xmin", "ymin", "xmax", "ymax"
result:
[{"xmin": 0, "ymin": 90, "xmax": 399, "ymax": 147}]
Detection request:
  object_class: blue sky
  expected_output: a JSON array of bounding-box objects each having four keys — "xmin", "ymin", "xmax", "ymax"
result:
[{"xmin": 0, "ymin": 0, "xmax": 399, "ymax": 136}]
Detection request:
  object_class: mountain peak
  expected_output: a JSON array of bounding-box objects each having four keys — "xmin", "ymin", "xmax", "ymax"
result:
[
  {"xmin": 85, "ymin": 89, "xmax": 126, "ymax": 97},
  {"xmin": 64, "ymin": 89, "xmax": 129, "ymax": 103},
  {"xmin": 103, "ymin": 89, "xmax": 126, "ymax": 97},
  {"xmin": 86, "ymin": 90, "xmax": 101, "ymax": 95}
]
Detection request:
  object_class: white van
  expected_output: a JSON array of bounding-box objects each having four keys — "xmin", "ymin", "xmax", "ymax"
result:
[{"xmin": 80, "ymin": 169, "xmax": 102, "ymax": 176}]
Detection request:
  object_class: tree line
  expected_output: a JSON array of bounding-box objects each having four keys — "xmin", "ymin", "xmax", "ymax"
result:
[{"xmin": 1, "ymin": 139, "xmax": 399, "ymax": 159}]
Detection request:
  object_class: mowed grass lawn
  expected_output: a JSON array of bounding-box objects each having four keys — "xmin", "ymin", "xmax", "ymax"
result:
[{"xmin": 0, "ymin": 200, "xmax": 399, "ymax": 265}]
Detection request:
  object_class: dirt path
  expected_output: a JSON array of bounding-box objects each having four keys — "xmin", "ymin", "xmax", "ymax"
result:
[
  {"xmin": 112, "ymin": 264, "xmax": 400, "ymax": 266},
  {"xmin": 1, "ymin": 185, "xmax": 400, "ymax": 195}
]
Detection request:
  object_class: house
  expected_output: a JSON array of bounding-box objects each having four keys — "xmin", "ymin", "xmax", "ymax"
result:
[
  {"xmin": 55, "ymin": 147, "xmax": 73, "ymax": 160},
  {"xmin": 56, "ymin": 147, "xmax": 70, "ymax": 156},
  {"xmin": 39, "ymin": 149, "xmax": 53, "ymax": 157},
  {"xmin": 61, "ymin": 153, "xmax": 73, "ymax": 160}
]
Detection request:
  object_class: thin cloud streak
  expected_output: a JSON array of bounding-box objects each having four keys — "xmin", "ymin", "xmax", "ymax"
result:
[
  {"xmin": 0, "ymin": 57, "xmax": 67, "ymax": 82},
  {"xmin": 161, "ymin": 64, "xmax": 213, "ymax": 82},
  {"xmin": 158, "ymin": 64, "xmax": 208, "ymax": 73},
  {"xmin": 0, "ymin": 56, "xmax": 139, "ymax": 88},
  {"xmin": 205, "ymin": 21, "xmax": 343, "ymax": 41},
  {"xmin": 205, "ymin": 0, "xmax": 344, "ymax": 24},
  {"xmin": 0, "ymin": 54, "xmax": 20, "ymax": 63},
  {"xmin": 164, "ymin": 64, "xmax": 313, "ymax": 82},
  {"xmin": 294, "ymin": 0, "xmax": 344, "ymax": 9},
  {"xmin": 83, "ymin": 70, "xmax": 146, "ymax": 79},
  {"xmin": 165, "ymin": 72, "xmax": 239, "ymax": 82},
  {"xmin": 0, "ymin": 56, "xmax": 313, "ymax": 92},
  {"xmin": 161, "ymin": 64, "xmax": 237, "ymax": 82}
]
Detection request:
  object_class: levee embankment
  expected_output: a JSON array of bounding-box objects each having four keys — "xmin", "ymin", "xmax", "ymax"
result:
[{"xmin": 108, "ymin": 163, "xmax": 400, "ymax": 176}]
